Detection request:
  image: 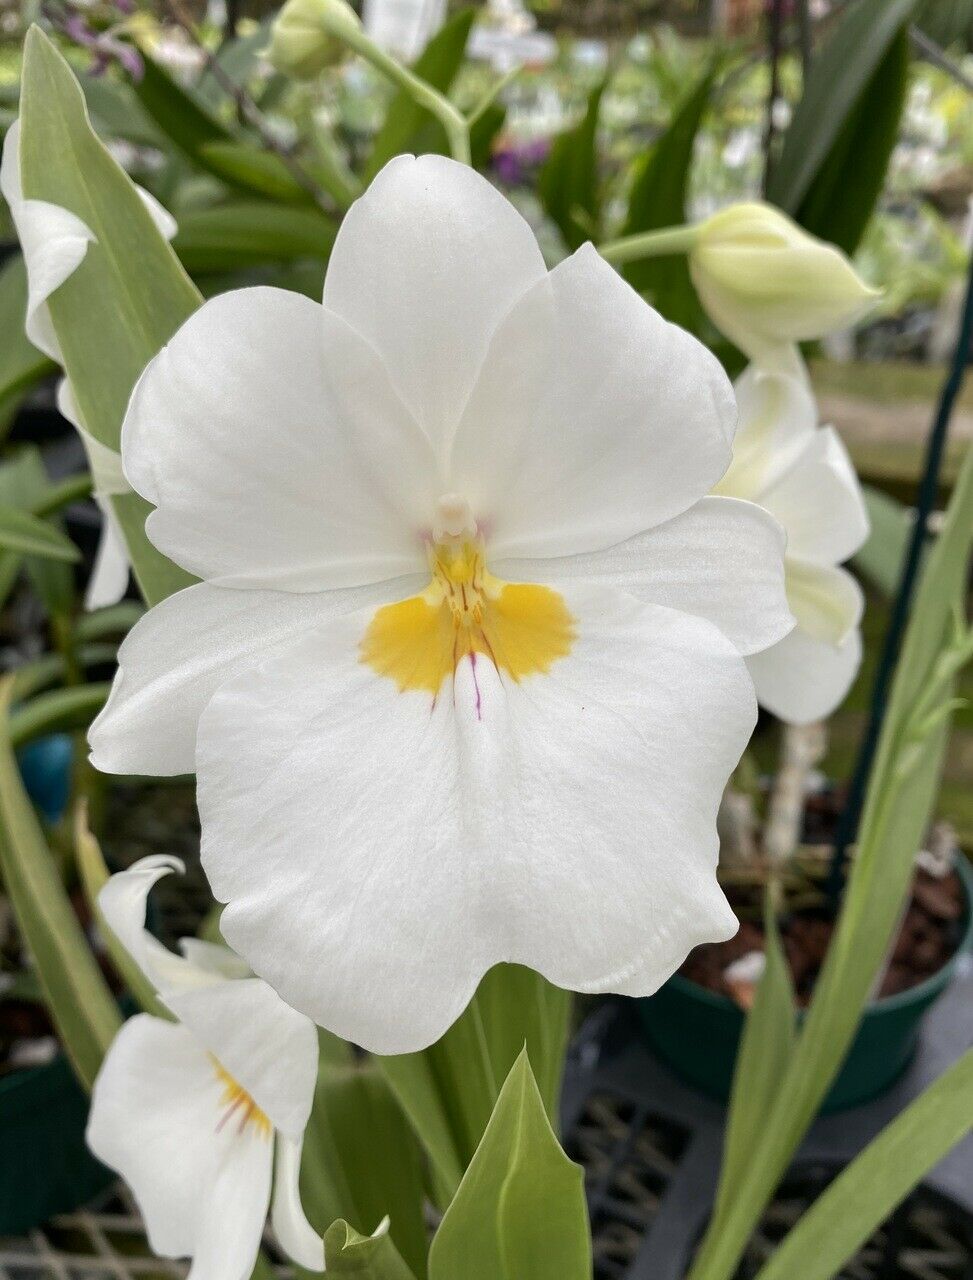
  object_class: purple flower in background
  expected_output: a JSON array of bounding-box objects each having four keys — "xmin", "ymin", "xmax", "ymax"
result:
[
  {"xmin": 59, "ymin": 6, "xmax": 143, "ymax": 79},
  {"xmin": 492, "ymin": 136, "xmax": 551, "ymax": 186}
]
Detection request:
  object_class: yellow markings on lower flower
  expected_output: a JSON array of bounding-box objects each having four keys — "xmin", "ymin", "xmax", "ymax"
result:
[
  {"xmin": 360, "ymin": 537, "xmax": 575, "ymax": 696},
  {"xmin": 211, "ymin": 1057, "xmax": 272, "ymax": 1139}
]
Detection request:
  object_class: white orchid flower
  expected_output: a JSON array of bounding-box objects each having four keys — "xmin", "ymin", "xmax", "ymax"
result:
[
  {"xmin": 0, "ymin": 119, "xmax": 176, "ymax": 610},
  {"xmin": 86, "ymin": 856, "xmax": 323, "ymax": 1279},
  {"xmin": 689, "ymin": 202, "xmax": 880, "ymax": 371},
  {"xmin": 89, "ymin": 155, "xmax": 795, "ymax": 1054},
  {"xmin": 715, "ymin": 353, "xmax": 869, "ymax": 724}
]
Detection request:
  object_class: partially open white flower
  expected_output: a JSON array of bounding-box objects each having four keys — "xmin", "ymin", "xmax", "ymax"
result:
[
  {"xmin": 89, "ymin": 155, "xmax": 794, "ymax": 1053},
  {"xmin": 689, "ymin": 203, "xmax": 880, "ymax": 369},
  {"xmin": 0, "ymin": 119, "xmax": 176, "ymax": 610},
  {"xmin": 87, "ymin": 856, "xmax": 323, "ymax": 1279},
  {"xmin": 715, "ymin": 353, "xmax": 869, "ymax": 724}
]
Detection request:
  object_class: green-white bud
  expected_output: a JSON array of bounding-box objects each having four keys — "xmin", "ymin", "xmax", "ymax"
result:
[
  {"xmin": 266, "ymin": 0, "xmax": 361, "ymax": 79},
  {"xmin": 689, "ymin": 202, "xmax": 881, "ymax": 365}
]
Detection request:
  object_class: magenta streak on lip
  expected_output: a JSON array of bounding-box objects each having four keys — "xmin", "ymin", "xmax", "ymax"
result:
[{"xmin": 469, "ymin": 652, "xmax": 483, "ymax": 721}]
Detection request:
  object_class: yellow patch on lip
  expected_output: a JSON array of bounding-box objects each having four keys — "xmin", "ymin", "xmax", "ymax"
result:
[
  {"xmin": 211, "ymin": 1057, "xmax": 272, "ymax": 1139},
  {"xmin": 360, "ymin": 538, "xmax": 575, "ymax": 696}
]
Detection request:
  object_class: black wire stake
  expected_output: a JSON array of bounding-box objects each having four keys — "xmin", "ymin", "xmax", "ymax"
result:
[{"xmin": 826, "ymin": 244, "xmax": 973, "ymax": 904}]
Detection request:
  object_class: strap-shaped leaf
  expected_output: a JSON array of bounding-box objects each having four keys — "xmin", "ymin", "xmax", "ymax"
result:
[
  {"xmin": 538, "ymin": 81, "xmax": 605, "ymax": 253},
  {"xmin": 620, "ymin": 60, "xmax": 717, "ymax": 331},
  {"xmin": 712, "ymin": 901, "xmax": 795, "ymax": 1227},
  {"xmin": 0, "ymin": 254, "xmax": 55, "ymax": 425},
  {"xmin": 377, "ymin": 965, "xmax": 571, "ymax": 1206},
  {"xmin": 766, "ymin": 0, "xmax": 920, "ymax": 214},
  {"xmin": 753, "ymin": 1049, "xmax": 973, "ymax": 1280},
  {"xmin": 0, "ymin": 502, "xmax": 79, "ymax": 562},
  {"xmin": 19, "ymin": 27, "xmax": 199, "ymax": 607},
  {"xmin": 794, "ymin": 27, "xmax": 910, "ymax": 254},
  {"xmin": 428, "ymin": 1051, "xmax": 590, "ymax": 1280},
  {"xmin": 302, "ymin": 1063, "xmax": 429, "ymax": 1278},
  {"xmin": 0, "ymin": 678, "xmax": 120, "ymax": 1090}
]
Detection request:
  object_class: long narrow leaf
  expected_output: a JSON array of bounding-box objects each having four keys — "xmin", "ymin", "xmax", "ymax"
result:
[
  {"xmin": 0, "ymin": 503, "xmax": 79, "ymax": 562},
  {"xmin": 767, "ymin": 0, "xmax": 920, "ymax": 214},
  {"xmin": 753, "ymin": 1050, "xmax": 973, "ymax": 1280},
  {"xmin": 0, "ymin": 678, "xmax": 120, "ymax": 1089},
  {"xmin": 538, "ymin": 82, "xmax": 605, "ymax": 253},
  {"xmin": 19, "ymin": 27, "xmax": 199, "ymax": 607}
]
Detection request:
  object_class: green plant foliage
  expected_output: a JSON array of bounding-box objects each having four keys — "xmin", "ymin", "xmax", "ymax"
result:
[
  {"xmin": 767, "ymin": 0, "xmax": 920, "ymax": 216},
  {"xmin": 0, "ymin": 449, "xmax": 79, "ymax": 617},
  {"xmin": 794, "ymin": 28, "xmax": 910, "ymax": 255},
  {"xmin": 712, "ymin": 902, "xmax": 795, "ymax": 1228},
  {"xmin": 320, "ymin": 1219, "xmax": 417, "ymax": 1278},
  {"xmin": 428, "ymin": 1051, "xmax": 591, "ymax": 1280},
  {"xmin": 198, "ymin": 140, "xmax": 313, "ymax": 203},
  {"xmin": 0, "ymin": 502, "xmax": 79, "ymax": 562},
  {"xmin": 0, "ymin": 679, "xmax": 121, "ymax": 1090},
  {"xmin": 301, "ymin": 1063, "xmax": 429, "ymax": 1278},
  {"xmin": 853, "ymin": 486, "xmax": 912, "ymax": 597},
  {"xmin": 173, "ymin": 200, "xmax": 337, "ymax": 273},
  {"xmin": 376, "ymin": 965, "xmax": 571, "ymax": 1205},
  {"xmin": 689, "ymin": 432, "xmax": 973, "ymax": 1280},
  {"xmin": 0, "ymin": 255, "xmax": 55, "ymax": 433},
  {"xmin": 620, "ymin": 61, "xmax": 715, "ymax": 330},
  {"xmin": 753, "ymin": 1049, "xmax": 973, "ymax": 1280},
  {"xmin": 18, "ymin": 27, "xmax": 199, "ymax": 607},
  {"xmin": 365, "ymin": 9, "xmax": 477, "ymax": 181},
  {"xmin": 132, "ymin": 51, "xmax": 235, "ymax": 165},
  {"xmin": 8, "ymin": 684, "xmax": 110, "ymax": 748},
  {"xmin": 538, "ymin": 81, "xmax": 605, "ymax": 253}
]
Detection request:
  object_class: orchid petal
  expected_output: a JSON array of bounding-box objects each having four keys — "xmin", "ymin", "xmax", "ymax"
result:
[
  {"xmin": 88, "ymin": 576, "xmax": 423, "ymax": 776},
  {"xmin": 494, "ymin": 496, "xmax": 792, "ymax": 656},
  {"xmin": 450, "ymin": 243, "xmax": 735, "ymax": 559},
  {"xmin": 197, "ymin": 585, "xmax": 750, "ymax": 1053},
  {"xmin": 747, "ymin": 625, "xmax": 862, "ymax": 724},
  {"xmin": 122, "ymin": 286, "xmax": 437, "ymax": 591},
  {"xmin": 272, "ymin": 1135, "xmax": 324, "ymax": 1271},
  {"xmin": 786, "ymin": 558, "xmax": 864, "ymax": 646},
  {"xmin": 323, "ymin": 154, "xmax": 546, "ymax": 456}
]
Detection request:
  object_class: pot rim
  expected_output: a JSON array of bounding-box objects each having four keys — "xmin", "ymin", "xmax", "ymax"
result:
[{"xmin": 665, "ymin": 852, "xmax": 973, "ymax": 1018}]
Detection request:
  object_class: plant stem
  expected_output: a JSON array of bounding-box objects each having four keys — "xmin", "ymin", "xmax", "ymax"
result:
[
  {"xmin": 340, "ymin": 25, "xmax": 472, "ymax": 165},
  {"xmin": 598, "ymin": 223, "xmax": 698, "ymax": 266}
]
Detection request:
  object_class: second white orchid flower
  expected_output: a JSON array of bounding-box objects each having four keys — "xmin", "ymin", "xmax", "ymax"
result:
[
  {"xmin": 86, "ymin": 857, "xmax": 323, "ymax": 1280},
  {"xmin": 89, "ymin": 155, "xmax": 795, "ymax": 1053},
  {"xmin": 715, "ymin": 353, "xmax": 869, "ymax": 723}
]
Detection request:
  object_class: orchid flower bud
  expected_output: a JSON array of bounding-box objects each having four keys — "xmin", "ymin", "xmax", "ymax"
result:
[
  {"xmin": 689, "ymin": 202, "xmax": 880, "ymax": 366},
  {"xmin": 266, "ymin": 0, "xmax": 360, "ymax": 78}
]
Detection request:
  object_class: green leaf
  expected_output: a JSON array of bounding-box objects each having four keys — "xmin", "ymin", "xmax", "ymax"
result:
[
  {"xmin": 537, "ymin": 82, "xmax": 605, "ymax": 253},
  {"xmin": 0, "ymin": 502, "xmax": 79, "ymax": 561},
  {"xmin": 853, "ymin": 485, "xmax": 911, "ymax": 597},
  {"xmin": 0, "ymin": 678, "xmax": 121, "ymax": 1090},
  {"xmin": 620, "ymin": 62, "xmax": 715, "ymax": 330},
  {"xmin": 428, "ymin": 1051, "xmax": 591, "ymax": 1280},
  {"xmin": 321, "ymin": 1219, "xmax": 417, "ymax": 1278},
  {"xmin": 752, "ymin": 1049, "xmax": 973, "ymax": 1280},
  {"xmin": 301, "ymin": 1063, "xmax": 429, "ymax": 1278},
  {"xmin": 19, "ymin": 26, "xmax": 200, "ymax": 607},
  {"xmin": 365, "ymin": 9, "xmax": 476, "ymax": 181},
  {"xmin": 0, "ymin": 448, "xmax": 77, "ymax": 614},
  {"xmin": 8, "ymin": 683, "xmax": 110, "ymax": 749},
  {"xmin": 712, "ymin": 901, "xmax": 795, "ymax": 1227},
  {"xmin": 793, "ymin": 27, "xmax": 910, "ymax": 254},
  {"xmin": 198, "ymin": 141, "xmax": 311, "ymax": 203},
  {"xmin": 132, "ymin": 51, "xmax": 235, "ymax": 164},
  {"xmin": 376, "ymin": 965, "xmax": 571, "ymax": 1205},
  {"xmin": 767, "ymin": 0, "xmax": 920, "ymax": 214},
  {"xmin": 0, "ymin": 255, "xmax": 55, "ymax": 424},
  {"xmin": 173, "ymin": 200, "xmax": 336, "ymax": 273}
]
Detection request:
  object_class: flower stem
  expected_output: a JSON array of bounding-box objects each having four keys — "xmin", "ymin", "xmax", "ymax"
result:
[
  {"xmin": 340, "ymin": 25, "xmax": 472, "ymax": 166},
  {"xmin": 598, "ymin": 223, "xmax": 699, "ymax": 266}
]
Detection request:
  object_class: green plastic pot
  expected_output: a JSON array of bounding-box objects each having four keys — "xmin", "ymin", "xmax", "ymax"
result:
[
  {"xmin": 637, "ymin": 856, "xmax": 973, "ymax": 1113},
  {"xmin": 0, "ymin": 1051, "xmax": 112, "ymax": 1233}
]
